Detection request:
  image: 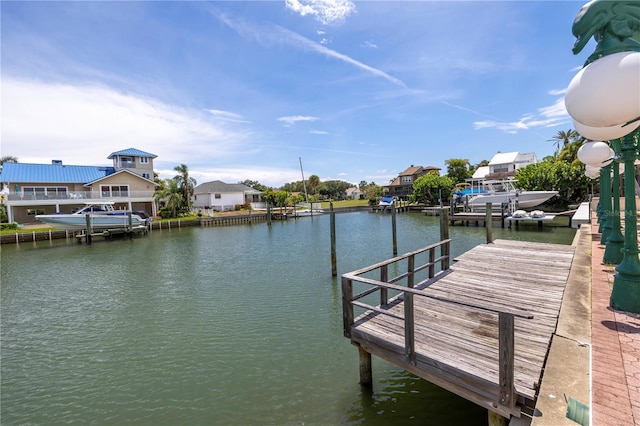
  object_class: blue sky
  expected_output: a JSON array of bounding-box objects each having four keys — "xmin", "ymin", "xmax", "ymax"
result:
[{"xmin": 1, "ymin": 1, "xmax": 592, "ymax": 188}]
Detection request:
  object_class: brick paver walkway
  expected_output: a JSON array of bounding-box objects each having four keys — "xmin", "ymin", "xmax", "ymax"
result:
[{"xmin": 591, "ymin": 222, "xmax": 640, "ymax": 425}]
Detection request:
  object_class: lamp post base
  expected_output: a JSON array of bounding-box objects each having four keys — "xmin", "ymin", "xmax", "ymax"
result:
[
  {"xmin": 611, "ymin": 273, "xmax": 640, "ymax": 314},
  {"xmin": 612, "ymin": 247, "xmax": 640, "ymax": 313}
]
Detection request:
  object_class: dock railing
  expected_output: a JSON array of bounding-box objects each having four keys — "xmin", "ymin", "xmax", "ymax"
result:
[{"xmin": 341, "ymin": 239, "xmax": 533, "ymax": 410}]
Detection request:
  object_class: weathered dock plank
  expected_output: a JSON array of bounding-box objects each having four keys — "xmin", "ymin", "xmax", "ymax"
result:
[{"xmin": 343, "ymin": 239, "xmax": 576, "ymax": 419}]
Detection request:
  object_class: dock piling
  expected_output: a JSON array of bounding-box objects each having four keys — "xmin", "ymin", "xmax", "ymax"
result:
[{"xmin": 330, "ymin": 202, "xmax": 337, "ymax": 276}]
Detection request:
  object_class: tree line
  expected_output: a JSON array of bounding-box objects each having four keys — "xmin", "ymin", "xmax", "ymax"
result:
[
  {"xmin": 409, "ymin": 129, "xmax": 593, "ymax": 209},
  {"xmin": 0, "ymin": 128, "xmax": 599, "ymax": 220}
]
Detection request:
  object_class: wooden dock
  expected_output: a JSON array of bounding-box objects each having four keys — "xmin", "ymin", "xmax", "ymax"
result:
[{"xmin": 342, "ymin": 239, "xmax": 575, "ymax": 421}]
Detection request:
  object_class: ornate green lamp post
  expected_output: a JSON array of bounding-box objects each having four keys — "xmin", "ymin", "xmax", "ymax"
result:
[{"xmin": 566, "ymin": 0, "xmax": 640, "ymax": 313}]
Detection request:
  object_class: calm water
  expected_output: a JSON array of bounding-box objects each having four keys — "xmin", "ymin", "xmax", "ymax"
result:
[{"xmin": 1, "ymin": 212, "xmax": 575, "ymax": 425}]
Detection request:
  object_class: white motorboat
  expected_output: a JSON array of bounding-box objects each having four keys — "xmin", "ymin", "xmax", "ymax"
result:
[
  {"xmin": 36, "ymin": 202, "xmax": 152, "ymax": 230},
  {"xmin": 465, "ymin": 180, "xmax": 557, "ymax": 209},
  {"xmin": 290, "ymin": 206, "xmax": 325, "ymax": 217},
  {"xmin": 378, "ymin": 195, "xmax": 394, "ymax": 206}
]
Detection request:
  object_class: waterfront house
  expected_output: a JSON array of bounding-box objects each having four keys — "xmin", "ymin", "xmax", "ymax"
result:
[
  {"xmin": 0, "ymin": 148, "xmax": 158, "ymax": 224},
  {"xmin": 192, "ymin": 180, "xmax": 263, "ymax": 212},
  {"xmin": 484, "ymin": 152, "xmax": 538, "ymax": 180},
  {"xmin": 345, "ymin": 187, "xmax": 361, "ymax": 200},
  {"xmin": 385, "ymin": 165, "xmax": 441, "ymax": 200}
]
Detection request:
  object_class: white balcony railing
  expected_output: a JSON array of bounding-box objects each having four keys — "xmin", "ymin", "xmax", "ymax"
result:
[{"xmin": 5, "ymin": 190, "xmax": 156, "ymax": 202}]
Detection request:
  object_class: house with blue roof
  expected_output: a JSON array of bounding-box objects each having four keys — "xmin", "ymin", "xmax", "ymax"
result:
[{"xmin": 0, "ymin": 148, "xmax": 158, "ymax": 224}]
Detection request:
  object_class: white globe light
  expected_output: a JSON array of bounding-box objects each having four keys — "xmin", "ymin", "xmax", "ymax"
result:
[
  {"xmin": 565, "ymin": 51, "xmax": 640, "ymax": 127},
  {"xmin": 585, "ymin": 164, "xmax": 600, "ymax": 173},
  {"xmin": 585, "ymin": 169, "xmax": 599, "ymax": 179},
  {"xmin": 574, "ymin": 119, "xmax": 640, "ymax": 141},
  {"xmin": 585, "ymin": 164, "xmax": 600, "ymax": 179},
  {"xmin": 577, "ymin": 141, "xmax": 612, "ymax": 166}
]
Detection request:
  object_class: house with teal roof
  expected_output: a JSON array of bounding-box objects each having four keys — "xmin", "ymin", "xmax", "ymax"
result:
[{"xmin": 0, "ymin": 148, "xmax": 158, "ymax": 224}]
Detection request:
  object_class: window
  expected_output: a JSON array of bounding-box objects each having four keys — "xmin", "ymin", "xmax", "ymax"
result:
[
  {"xmin": 215, "ymin": 194, "xmax": 221, "ymax": 199},
  {"xmin": 23, "ymin": 186, "xmax": 68, "ymax": 199},
  {"xmin": 140, "ymin": 157, "xmax": 149, "ymax": 164},
  {"xmin": 142, "ymin": 172, "xmax": 150, "ymax": 179},
  {"xmin": 27, "ymin": 208, "xmax": 45, "ymax": 216},
  {"xmin": 101, "ymin": 185, "xmax": 129, "ymax": 197},
  {"xmin": 401, "ymin": 176, "xmax": 412, "ymax": 183},
  {"xmin": 120, "ymin": 157, "xmax": 134, "ymax": 168}
]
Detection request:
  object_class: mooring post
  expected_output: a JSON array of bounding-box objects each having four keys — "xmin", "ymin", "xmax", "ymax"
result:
[
  {"xmin": 485, "ymin": 203, "xmax": 493, "ymax": 243},
  {"xmin": 85, "ymin": 213, "xmax": 92, "ymax": 244},
  {"xmin": 358, "ymin": 346, "xmax": 372, "ymax": 387},
  {"xmin": 267, "ymin": 204, "xmax": 272, "ymax": 227},
  {"xmin": 128, "ymin": 212, "xmax": 133, "ymax": 239},
  {"xmin": 391, "ymin": 203, "xmax": 397, "ymax": 256},
  {"xmin": 439, "ymin": 207, "xmax": 449, "ymax": 241},
  {"xmin": 330, "ymin": 202, "xmax": 337, "ymax": 276}
]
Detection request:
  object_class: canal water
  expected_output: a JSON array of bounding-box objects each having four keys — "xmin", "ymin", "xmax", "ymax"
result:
[{"xmin": 1, "ymin": 211, "xmax": 575, "ymax": 425}]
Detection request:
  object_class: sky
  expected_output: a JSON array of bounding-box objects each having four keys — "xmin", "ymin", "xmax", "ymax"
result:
[{"xmin": 1, "ymin": 0, "xmax": 595, "ymax": 188}]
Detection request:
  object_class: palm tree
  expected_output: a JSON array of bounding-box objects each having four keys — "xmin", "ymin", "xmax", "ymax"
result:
[
  {"xmin": 173, "ymin": 164, "xmax": 196, "ymax": 212},
  {"xmin": 308, "ymin": 175, "xmax": 320, "ymax": 196},
  {"xmin": 0, "ymin": 156, "xmax": 18, "ymax": 167},
  {"xmin": 548, "ymin": 129, "xmax": 579, "ymax": 155},
  {"xmin": 558, "ymin": 137, "xmax": 586, "ymax": 166},
  {"xmin": 154, "ymin": 179, "xmax": 183, "ymax": 218}
]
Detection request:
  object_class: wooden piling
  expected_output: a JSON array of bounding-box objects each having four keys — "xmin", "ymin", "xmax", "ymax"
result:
[
  {"xmin": 358, "ymin": 346, "xmax": 372, "ymax": 387},
  {"xmin": 485, "ymin": 203, "xmax": 493, "ymax": 243},
  {"xmin": 439, "ymin": 207, "xmax": 449, "ymax": 241},
  {"xmin": 330, "ymin": 202, "xmax": 337, "ymax": 276},
  {"xmin": 391, "ymin": 203, "xmax": 397, "ymax": 256},
  {"xmin": 128, "ymin": 212, "xmax": 133, "ymax": 239},
  {"xmin": 85, "ymin": 213, "xmax": 92, "ymax": 244}
]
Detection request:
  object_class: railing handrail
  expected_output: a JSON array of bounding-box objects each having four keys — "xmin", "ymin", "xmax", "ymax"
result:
[
  {"xmin": 347, "ymin": 274, "xmax": 533, "ymax": 319},
  {"xmin": 342, "ymin": 239, "xmax": 525, "ymax": 410},
  {"xmin": 344, "ymin": 239, "xmax": 451, "ymax": 277}
]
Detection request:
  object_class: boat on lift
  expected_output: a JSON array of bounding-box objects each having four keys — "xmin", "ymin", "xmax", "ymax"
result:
[
  {"xmin": 465, "ymin": 180, "xmax": 557, "ymax": 209},
  {"xmin": 36, "ymin": 202, "xmax": 152, "ymax": 230}
]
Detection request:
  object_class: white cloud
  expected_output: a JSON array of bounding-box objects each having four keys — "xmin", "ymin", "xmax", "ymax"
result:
[
  {"xmin": 285, "ymin": 0, "xmax": 355, "ymax": 25},
  {"xmin": 2, "ymin": 77, "xmax": 251, "ymax": 166},
  {"xmin": 362, "ymin": 40, "xmax": 377, "ymax": 49},
  {"xmin": 277, "ymin": 115, "xmax": 319, "ymax": 126},
  {"xmin": 309, "ymin": 130, "xmax": 329, "ymax": 135}
]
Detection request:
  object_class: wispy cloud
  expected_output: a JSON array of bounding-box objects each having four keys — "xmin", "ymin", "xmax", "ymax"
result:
[
  {"xmin": 277, "ymin": 115, "xmax": 319, "ymax": 126},
  {"xmin": 206, "ymin": 109, "xmax": 250, "ymax": 123},
  {"xmin": 472, "ymin": 98, "xmax": 570, "ymax": 134},
  {"xmin": 310, "ymin": 130, "xmax": 329, "ymax": 135},
  {"xmin": 213, "ymin": 9, "xmax": 407, "ymax": 88},
  {"xmin": 285, "ymin": 0, "xmax": 356, "ymax": 25}
]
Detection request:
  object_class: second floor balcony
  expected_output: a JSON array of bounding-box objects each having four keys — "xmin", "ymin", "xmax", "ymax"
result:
[{"xmin": 4, "ymin": 190, "xmax": 156, "ymax": 203}]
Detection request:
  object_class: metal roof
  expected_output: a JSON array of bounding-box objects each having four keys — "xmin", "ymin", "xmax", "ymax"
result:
[
  {"xmin": 107, "ymin": 148, "xmax": 157, "ymax": 159},
  {"xmin": 0, "ymin": 162, "xmax": 116, "ymax": 183},
  {"xmin": 194, "ymin": 180, "xmax": 260, "ymax": 194}
]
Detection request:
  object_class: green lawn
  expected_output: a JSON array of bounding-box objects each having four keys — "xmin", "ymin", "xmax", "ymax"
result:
[{"xmin": 319, "ymin": 199, "xmax": 369, "ymax": 208}]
